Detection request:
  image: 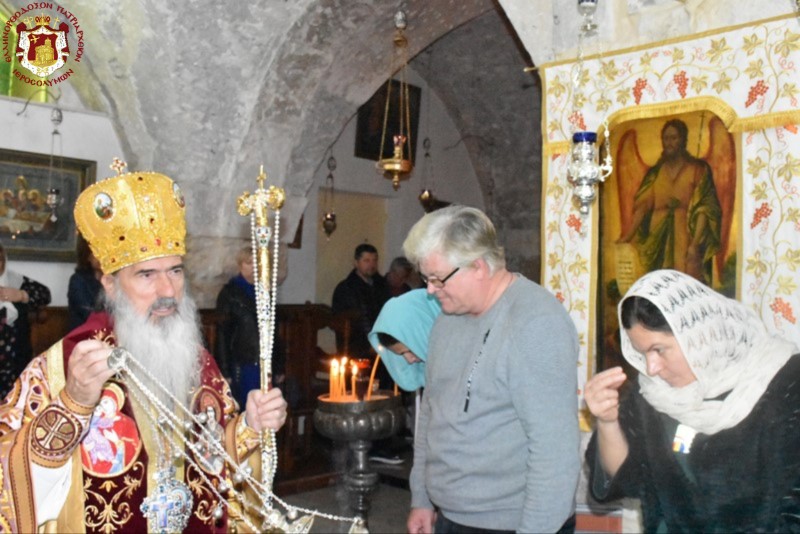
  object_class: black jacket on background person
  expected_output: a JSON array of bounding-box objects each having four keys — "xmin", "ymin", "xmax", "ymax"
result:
[
  {"xmin": 332, "ymin": 269, "xmax": 391, "ymax": 360},
  {"xmin": 67, "ymin": 268, "xmax": 103, "ymax": 330},
  {"xmin": 215, "ymin": 276, "xmax": 285, "ymax": 386}
]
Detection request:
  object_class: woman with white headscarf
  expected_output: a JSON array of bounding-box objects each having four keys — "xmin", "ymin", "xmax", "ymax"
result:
[
  {"xmin": 585, "ymin": 269, "xmax": 800, "ymax": 532},
  {"xmin": 0, "ymin": 243, "xmax": 51, "ymax": 398}
]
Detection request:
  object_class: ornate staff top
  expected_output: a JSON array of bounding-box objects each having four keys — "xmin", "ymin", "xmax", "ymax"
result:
[{"xmin": 237, "ymin": 165, "xmax": 286, "ymax": 220}]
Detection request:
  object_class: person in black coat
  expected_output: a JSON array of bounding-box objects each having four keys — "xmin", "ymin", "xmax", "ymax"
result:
[
  {"xmin": 332, "ymin": 243, "xmax": 391, "ymax": 384},
  {"xmin": 215, "ymin": 247, "xmax": 290, "ymax": 409},
  {"xmin": 67, "ymin": 236, "xmax": 103, "ymax": 330},
  {"xmin": 585, "ymin": 269, "xmax": 800, "ymax": 532}
]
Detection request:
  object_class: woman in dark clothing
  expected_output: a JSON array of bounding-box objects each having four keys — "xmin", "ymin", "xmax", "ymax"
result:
[
  {"xmin": 0, "ymin": 243, "xmax": 51, "ymax": 398},
  {"xmin": 67, "ymin": 236, "xmax": 103, "ymax": 330},
  {"xmin": 585, "ymin": 269, "xmax": 800, "ymax": 533},
  {"xmin": 215, "ymin": 247, "xmax": 291, "ymax": 409}
]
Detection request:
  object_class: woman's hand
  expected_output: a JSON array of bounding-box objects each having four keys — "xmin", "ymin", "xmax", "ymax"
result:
[
  {"xmin": 0, "ymin": 286, "xmax": 27, "ymax": 303},
  {"xmin": 585, "ymin": 366, "xmax": 627, "ymax": 423},
  {"xmin": 586, "ymin": 366, "xmax": 629, "ymax": 477}
]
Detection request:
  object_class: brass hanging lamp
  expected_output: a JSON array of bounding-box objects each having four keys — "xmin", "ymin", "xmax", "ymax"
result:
[{"xmin": 376, "ymin": 10, "xmax": 414, "ymax": 191}]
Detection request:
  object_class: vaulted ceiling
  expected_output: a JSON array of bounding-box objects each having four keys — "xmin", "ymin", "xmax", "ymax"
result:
[
  {"xmin": 3, "ymin": 0, "xmax": 544, "ymax": 275},
  {"xmin": 7, "ymin": 0, "xmax": 787, "ymax": 283}
]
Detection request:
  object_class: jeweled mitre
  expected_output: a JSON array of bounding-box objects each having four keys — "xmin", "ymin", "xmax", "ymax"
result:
[{"xmin": 74, "ymin": 171, "xmax": 187, "ymax": 274}]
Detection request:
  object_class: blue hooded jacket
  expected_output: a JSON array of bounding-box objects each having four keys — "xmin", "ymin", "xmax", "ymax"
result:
[{"xmin": 368, "ymin": 289, "xmax": 442, "ymax": 391}]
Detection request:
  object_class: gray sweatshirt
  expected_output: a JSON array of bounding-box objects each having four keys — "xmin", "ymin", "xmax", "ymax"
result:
[{"xmin": 410, "ymin": 275, "xmax": 580, "ymax": 532}]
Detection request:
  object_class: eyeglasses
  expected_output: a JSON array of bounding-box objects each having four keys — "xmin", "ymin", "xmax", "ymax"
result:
[{"xmin": 420, "ymin": 267, "xmax": 460, "ymax": 289}]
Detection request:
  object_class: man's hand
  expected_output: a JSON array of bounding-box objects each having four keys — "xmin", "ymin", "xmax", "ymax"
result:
[
  {"xmin": 65, "ymin": 340, "xmax": 117, "ymax": 407},
  {"xmin": 407, "ymin": 507, "xmax": 435, "ymax": 534},
  {"xmin": 244, "ymin": 388, "xmax": 288, "ymax": 432}
]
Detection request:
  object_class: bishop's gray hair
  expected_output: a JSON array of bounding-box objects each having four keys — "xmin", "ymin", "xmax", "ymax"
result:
[{"xmin": 403, "ymin": 205, "xmax": 505, "ymax": 274}]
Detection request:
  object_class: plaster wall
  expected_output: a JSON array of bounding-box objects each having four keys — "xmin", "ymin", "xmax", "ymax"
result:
[
  {"xmin": 0, "ymin": 96, "xmax": 124, "ymax": 307},
  {"xmin": 279, "ymin": 65, "xmax": 483, "ymax": 305},
  {"xmin": 0, "ymin": 65, "xmax": 481, "ymax": 309},
  {"xmin": 500, "ymin": 0, "xmax": 794, "ymax": 66}
]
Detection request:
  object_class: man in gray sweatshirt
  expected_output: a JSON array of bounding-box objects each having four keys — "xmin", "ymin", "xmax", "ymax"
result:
[{"xmin": 403, "ymin": 206, "xmax": 580, "ymax": 533}]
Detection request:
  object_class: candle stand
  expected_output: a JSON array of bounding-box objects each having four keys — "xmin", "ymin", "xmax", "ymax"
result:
[{"xmin": 313, "ymin": 393, "xmax": 404, "ymax": 527}]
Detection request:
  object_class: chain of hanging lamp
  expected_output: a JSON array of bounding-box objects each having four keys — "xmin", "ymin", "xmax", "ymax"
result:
[
  {"xmin": 376, "ymin": 10, "xmax": 414, "ymax": 190},
  {"xmin": 567, "ymin": 0, "xmax": 613, "ymax": 217}
]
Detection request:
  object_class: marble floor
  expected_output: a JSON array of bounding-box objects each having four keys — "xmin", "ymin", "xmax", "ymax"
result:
[{"xmin": 284, "ymin": 481, "xmax": 411, "ymax": 534}]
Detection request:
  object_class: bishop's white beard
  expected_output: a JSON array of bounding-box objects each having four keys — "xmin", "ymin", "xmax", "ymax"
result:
[{"xmin": 106, "ymin": 285, "xmax": 202, "ymax": 410}]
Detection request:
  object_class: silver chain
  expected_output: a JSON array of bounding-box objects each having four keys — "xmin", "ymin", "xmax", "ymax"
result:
[{"xmin": 114, "ymin": 350, "xmax": 363, "ymax": 530}]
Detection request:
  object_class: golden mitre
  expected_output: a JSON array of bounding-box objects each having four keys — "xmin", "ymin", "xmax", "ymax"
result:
[{"xmin": 74, "ymin": 164, "xmax": 187, "ymax": 274}]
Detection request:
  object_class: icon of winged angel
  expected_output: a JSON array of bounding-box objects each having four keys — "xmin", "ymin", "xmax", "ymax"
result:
[{"xmin": 614, "ymin": 115, "xmax": 736, "ymax": 286}]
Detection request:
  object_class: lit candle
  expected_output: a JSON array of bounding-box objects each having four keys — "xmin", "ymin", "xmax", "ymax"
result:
[
  {"xmin": 394, "ymin": 383, "xmax": 399, "ymax": 396},
  {"xmin": 351, "ymin": 362, "xmax": 358, "ymax": 400},
  {"xmin": 330, "ymin": 359, "xmax": 339, "ymax": 400},
  {"xmin": 340, "ymin": 357, "xmax": 348, "ymax": 398},
  {"xmin": 366, "ymin": 355, "xmax": 381, "ymax": 401}
]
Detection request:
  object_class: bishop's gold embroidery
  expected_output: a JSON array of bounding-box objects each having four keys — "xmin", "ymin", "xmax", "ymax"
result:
[
  {"xmin": 30, "ymin": 406, "xmax": 81, "ymax": 468},
  {"xmin": 83, "ymin": 460, "xmax": 145, "ymax": 532},
  {"xmin": 187, "ymin": 463, "xmax": 218, "ymax": 526}
]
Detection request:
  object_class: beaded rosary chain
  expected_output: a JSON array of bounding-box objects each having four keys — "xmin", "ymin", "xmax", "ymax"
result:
[{"xmin": 111, "ymin": 348, "xmax": 365, "ymax": 531}]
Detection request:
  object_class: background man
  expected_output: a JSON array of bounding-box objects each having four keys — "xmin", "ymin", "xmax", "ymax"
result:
[
  {"xmin": 404, "ymin": 205, "xmax": 580, "ymax": 534},
  {"xmin": 385, "ymin": 255, "xmax": 415, "ymax": 296},
  {"xmin": 0, "ymin": 168, "xmax": 287, "ymax": 533},
  {"xmin": 332, "ymin": 243, "xmax": 391, "ymax": 366}
]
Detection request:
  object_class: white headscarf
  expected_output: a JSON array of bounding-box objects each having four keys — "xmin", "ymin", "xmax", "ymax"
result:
[{"xmin": 619, "ymin": 269, "xmax": 797, "ymax": 435}]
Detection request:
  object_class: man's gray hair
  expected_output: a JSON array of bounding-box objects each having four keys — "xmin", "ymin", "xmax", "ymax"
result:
[{"xmin": 403, "ymin": 205, "xmax": 505, "ymax": 274}]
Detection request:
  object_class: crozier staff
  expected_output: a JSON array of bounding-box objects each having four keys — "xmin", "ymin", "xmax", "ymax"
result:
[
  {"xmin": 585, "ymin": 269, "xmax": 800, "ymax": 532},
  {"xmin": 0, "ymin": 163, "xmax": 287, "ymax": 533}
]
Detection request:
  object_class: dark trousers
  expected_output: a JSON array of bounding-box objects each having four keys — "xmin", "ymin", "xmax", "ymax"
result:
[{"xmin": 434, "ymin": 512, "xmax": 576, "ymax": 534}]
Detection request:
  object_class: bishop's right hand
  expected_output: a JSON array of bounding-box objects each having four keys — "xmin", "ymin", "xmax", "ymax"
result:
[{"xmin": 65, "ymin": 339, "xmax": 118, "ymax": 407}]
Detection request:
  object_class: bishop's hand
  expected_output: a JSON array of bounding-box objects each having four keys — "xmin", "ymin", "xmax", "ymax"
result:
[
  {"xmin": 65, "ymin": 339, "xmax": 117, "ymax": 407},
  {"xmin": 244, "ymin": 388, "xmax": 288, "ymax": 432}
]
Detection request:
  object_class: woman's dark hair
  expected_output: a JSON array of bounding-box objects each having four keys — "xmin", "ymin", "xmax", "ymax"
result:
[
  {"xmin": 75, "ymin": 235, "xmax": 94, "ymax": 273},
  {"xmin": 620, "ymin": 296, "xmax": 673, "ymax": 333},
  {"xmin": 377, "ymin": 332, "xmax": 399, "ymax": 347}
]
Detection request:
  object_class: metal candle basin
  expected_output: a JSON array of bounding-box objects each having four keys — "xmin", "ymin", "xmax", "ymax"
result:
[
  {"xmin": 314, "ymin": 393, "xmax": 405, "ymax": 525},
  {"xmin": 314, "ymin": 393, "xmax": 404, "ymax": 441}
]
